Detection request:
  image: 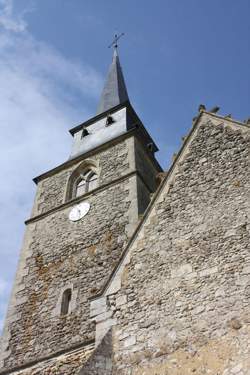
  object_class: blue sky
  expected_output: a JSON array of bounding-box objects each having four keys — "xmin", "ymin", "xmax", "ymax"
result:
[{"xmin": 0, "ymin": 0, "xmax": 249, "ymax": 330}]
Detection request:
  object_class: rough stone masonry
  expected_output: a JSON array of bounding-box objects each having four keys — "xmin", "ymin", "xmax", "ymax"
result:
[
  {"xmin": 0, "ymin": 46, "xmax": 249, "ymax": 375},
  {"xmin": 0, "ymin": 121, "xmax": 161, "ymax": 374},
  {"xmin": 89, "ymin": 112, "xmax": 250, "ymax": 375}
]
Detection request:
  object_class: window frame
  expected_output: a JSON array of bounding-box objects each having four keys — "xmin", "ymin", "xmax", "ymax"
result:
[
  {"xmin": 60, "ymin": 288, "xmax": 72, "ymax": 316},
  {"xmin": 72, "ymin": 168, "xmax": 98, "ymax": 199}
]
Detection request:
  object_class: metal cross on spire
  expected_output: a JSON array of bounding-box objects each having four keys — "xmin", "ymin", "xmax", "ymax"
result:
[
  {"xmin": 97, "ymin": 32, "xmax": 128, "ymax": 114},
  {"xmin": 108, "ymin": 33, "xmax": 125, "ymax": 49}
]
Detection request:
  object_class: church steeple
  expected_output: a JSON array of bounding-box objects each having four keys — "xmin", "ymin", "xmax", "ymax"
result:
[
  {"xmin": 96, "ymin": 48, "xmax": 129, "ymax": 115},
  {"xmin": 68, "ymin": 39, "xmax": 158, "ymax": 160}
]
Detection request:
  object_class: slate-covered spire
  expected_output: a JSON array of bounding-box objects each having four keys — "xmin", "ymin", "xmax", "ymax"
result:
[{"xmin": 96, "ymin": 48, "xmax": 129, "ymax": 115}]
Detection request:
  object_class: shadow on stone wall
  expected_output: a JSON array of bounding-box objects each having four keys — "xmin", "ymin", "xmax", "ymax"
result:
[{"xmin": 78, "ymin": 329, "xmax": 113, "ymax": 375}]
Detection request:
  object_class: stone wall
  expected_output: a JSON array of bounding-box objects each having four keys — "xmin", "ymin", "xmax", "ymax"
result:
[
  {"xmin": 4, "ymin": 182, "xmax": 129, "ymax": 368},
  {"xmin": 79, "ymin": 330, "xmax": 113, "ymax": 375},
  {"xmin": 0, "ymin": 134, "xmax": 160, "ymax": 373},
  {"xmin": 4, "ymin": 345, "xmax": 94, "ymax": 375},
  {"xmin": 1, "ymin": 137, "xmax": 132, "ymax": 371},
  {"xmin": 33, "ymin": 139, "xmax": 130, "ymax": 216},
  {"xmin": 134, "ymin": 137, "xmax": 160, "ymax": 215},
  {"xmin": 134, "ymin": 137, "xmax": 159, "ymax": 193},
  {"xmin": 136, "ymin": 178, "xmax": 151, "ymax": 216},
  {"xmin": 91, "ymin": 114, "xmax": 250, "ymax": 375}
]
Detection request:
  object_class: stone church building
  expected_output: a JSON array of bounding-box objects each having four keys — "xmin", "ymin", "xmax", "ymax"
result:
[{"xmin": 0, "ymin": 47, "xmax": 249, "ymax": 375}]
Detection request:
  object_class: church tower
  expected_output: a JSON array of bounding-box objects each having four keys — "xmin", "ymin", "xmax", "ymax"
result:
[{"xmin": 0, "ymin": 47, "xmax": 162, "ymax": 373}]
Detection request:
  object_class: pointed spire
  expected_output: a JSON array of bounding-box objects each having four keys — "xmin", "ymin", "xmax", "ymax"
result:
[{"xmin": 96, "ymin": 48, "xmax": 129, "ymax": 115}]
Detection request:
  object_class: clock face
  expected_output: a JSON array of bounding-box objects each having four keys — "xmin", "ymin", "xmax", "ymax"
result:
[{"xmin": 69, "ymin": 202, "xmax": 90, "ymax": 222}]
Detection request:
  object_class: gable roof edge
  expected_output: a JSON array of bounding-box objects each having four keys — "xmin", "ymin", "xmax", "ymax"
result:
[
  {"xmin": 90, "ymin": 110, "xmax": 250, "ymax": 301},
  {"xmin": 89, "ymin": 111, "xmax": 205, "ymax": 301}
]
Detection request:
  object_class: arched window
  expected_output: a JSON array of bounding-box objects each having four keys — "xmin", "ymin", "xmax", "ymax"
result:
[
  {"xmin": 72, "ymin": 169, "xmax": 98, "ymax": 199},
  {"xmin": 61, "ymin": 288, "xmax": 72, "ymax": 315},
  {"xmin": 66, "ymin": 161, "xmax": 99, "ymax": 202}
]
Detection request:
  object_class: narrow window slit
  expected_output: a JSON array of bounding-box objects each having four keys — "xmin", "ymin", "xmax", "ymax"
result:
[{"xmin": 61, "ymin": 288, "xmax": 72, "ymax": 315}]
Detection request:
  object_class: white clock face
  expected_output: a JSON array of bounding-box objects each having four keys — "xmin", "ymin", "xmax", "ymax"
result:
[{"xmin": 69, "ymin": 202, "xmax": 90, "ymax": 222}]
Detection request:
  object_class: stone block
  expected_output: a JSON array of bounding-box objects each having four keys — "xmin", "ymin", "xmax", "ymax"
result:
[
  {"xmin": 171, "ymin": 264, "xmax": 192, "ymax": 278},
  {"xmin": 116, "ymin": 295, "xmax": 127, "ymax": 307},
  {"xmin": 199, "ymin": 266, "xmax": 218, "ymax": 277},
  {"xmin": 123, "ymin": 335, "xmax": 136, "ymax": 348}
]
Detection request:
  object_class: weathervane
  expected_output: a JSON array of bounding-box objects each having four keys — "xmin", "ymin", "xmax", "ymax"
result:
[{"xmin": 108, "ymin": 33, "xmax": 125, "ymax": 49}]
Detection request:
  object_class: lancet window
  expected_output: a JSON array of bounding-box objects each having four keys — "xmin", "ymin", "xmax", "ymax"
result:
[{"xmin": 61, "ymin": 288, "xmax": 72, "ymax": 315}]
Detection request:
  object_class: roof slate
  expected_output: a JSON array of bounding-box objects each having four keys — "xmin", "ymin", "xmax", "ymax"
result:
[{"xmin": 96, "ymin": 49, "xmax": 129, "ymax": 115}]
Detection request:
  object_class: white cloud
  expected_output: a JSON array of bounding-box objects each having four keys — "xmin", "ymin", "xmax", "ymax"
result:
[
  {"xmin": 0, "ymin": 0, "xmax": 27, "ymax": 32},
  {"xmin": 0, "ymin": 1, "xmax": 103, "ymax": 330}
]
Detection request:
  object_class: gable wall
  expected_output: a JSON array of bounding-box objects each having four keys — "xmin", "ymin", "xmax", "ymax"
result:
[{"xmin": 92, "ymin": 114, "xmax": 250, "ymax": 375}]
